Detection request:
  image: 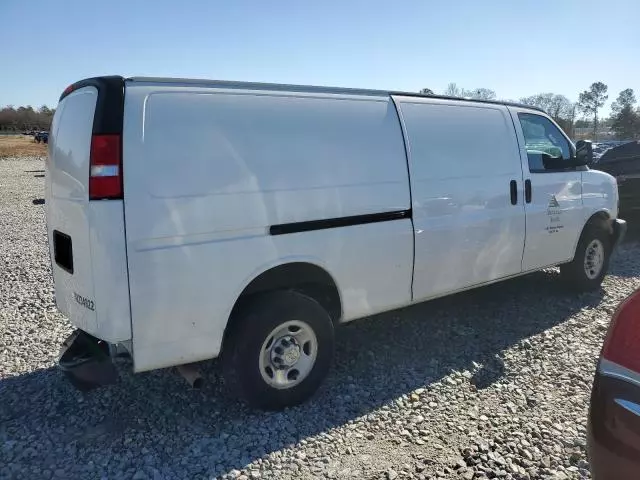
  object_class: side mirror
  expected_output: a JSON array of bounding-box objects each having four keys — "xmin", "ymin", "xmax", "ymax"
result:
[
  {"xmin": 541, "ymin": 153, "xmax": 568, "ymax": 170},
  {"xmin": 541, "ymin": 141, "xmax": 593, "ymax": 170},
  {"xmin": 575, "ymin": 140, "xmax": 593, "ymax": 165}
]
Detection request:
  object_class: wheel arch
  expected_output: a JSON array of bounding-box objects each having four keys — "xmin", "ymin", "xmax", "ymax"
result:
[
  {"xmin": 582, "ymin": 209, "xmax": 614, "ymax": 236},
  {"xmin": 570, "ymin": 209, "xmax": 613, "ymax": 261},
  {"xmin": 221, "ymin": 260, "xmax": 343, "ymax": 351}
]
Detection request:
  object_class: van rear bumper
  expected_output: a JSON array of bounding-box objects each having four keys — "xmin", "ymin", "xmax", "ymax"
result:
[{"xmin": 58, "ymin": 330, "xmax": 118, "ymax": 391}]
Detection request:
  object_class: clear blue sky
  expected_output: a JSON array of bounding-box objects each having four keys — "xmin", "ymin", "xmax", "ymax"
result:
[{"xmin": 1, "ymin": 0, "xmax": 638, "ymax": 113}]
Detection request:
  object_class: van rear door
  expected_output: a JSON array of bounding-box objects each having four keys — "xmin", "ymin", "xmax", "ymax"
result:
[{"xmin": 46, "ymin": 77, "xmax": 132, "ymax": 343}]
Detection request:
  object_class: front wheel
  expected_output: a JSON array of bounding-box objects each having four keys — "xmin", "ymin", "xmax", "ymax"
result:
[
  {"xmin": 222, "ymin": 290, "xmax": 334, "ymax": 410},
  {"xmin": 560, "ymin": 224, "xmax": 611, "ymax": 291}
]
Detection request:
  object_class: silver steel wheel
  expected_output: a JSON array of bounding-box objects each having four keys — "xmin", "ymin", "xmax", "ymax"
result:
[
  {"xmin": 584, "ymin": 239, "xmax": 605, "ymax": 280},
  {"xmin": 259, "ymin": 320, "xmax": 318, "ymax": 390}
]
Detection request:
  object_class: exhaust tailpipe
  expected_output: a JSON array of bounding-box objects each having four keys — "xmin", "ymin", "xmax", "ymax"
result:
[{"xmin": 176, "ymin": 363, "xmax": 203, "ymax": 389}]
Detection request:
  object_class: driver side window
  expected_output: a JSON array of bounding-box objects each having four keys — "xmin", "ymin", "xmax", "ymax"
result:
[{"xmin": 518, "ymin": 113, "xmax": 572, "ymax": 172}]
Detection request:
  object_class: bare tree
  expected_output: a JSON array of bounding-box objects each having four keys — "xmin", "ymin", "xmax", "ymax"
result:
[
  {"xmin": 443, "ymin": 83, "xmax": 496, "ymax": 100},
  {"xmin": 444, "ymin": 83, "xmax": 463, "ymax": 97},
  {"xmin": 520, "ymin": 93, "xmax": 570, "ymax": 117},
  {"xmin": 566, "ymin": 103, "xmax": 577, "ymax": 138},
  {"xmin": 468, "ymin": 88, "xmax": 496, "ymax": 100},
  {"xmin": 519, "ymin": 93, "xmax": 575, "ymax": 134},
  {"xmin": 577, "ymin": 82, "xmax": 608, "ymax": 140}
]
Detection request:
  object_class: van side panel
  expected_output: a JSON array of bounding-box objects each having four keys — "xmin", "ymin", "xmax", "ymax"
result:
[{"xmin": 122, "ymin": 84, "xmax": 413, "ymax": 371}]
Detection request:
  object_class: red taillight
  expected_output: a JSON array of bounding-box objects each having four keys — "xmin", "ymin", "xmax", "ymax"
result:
[
  {"xmin": 89, "ymin": 134, "xmax": 122, "ymax": 200},
  {"xmin": 602, "ymin": 289, "xmax": 640, "ymax": 373},
  {"xmin": 63, "ymin": 84, "xmax": 74, "ymax": 96}
]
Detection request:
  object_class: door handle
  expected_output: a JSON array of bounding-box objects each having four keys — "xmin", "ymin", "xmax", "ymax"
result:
[
  {"xmin": 510, "ymin": 180, "xmax": 517, "ymax": 205},
  {"xmin": 525, "ymin": 179, "xmax": 532, "ymax": 203}
]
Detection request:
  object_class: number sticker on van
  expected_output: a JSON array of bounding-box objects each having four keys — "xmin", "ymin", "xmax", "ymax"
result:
[{"xmin": 74, "ymin": 292, "xmax": 95, "ymax": 311}]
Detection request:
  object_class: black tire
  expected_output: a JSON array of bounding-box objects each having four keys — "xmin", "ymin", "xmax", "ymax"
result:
[
  {"xmin": 222, "ymin": 290, "xmax": 334, "ymax": 410},
  {"xmin": 560, "ymin": 224, "xmax": 611, "ymax": 291}
]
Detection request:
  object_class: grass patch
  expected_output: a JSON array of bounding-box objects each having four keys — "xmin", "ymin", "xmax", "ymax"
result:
[{"xmin": 0, "ymin": 135, "xmax": 48, "ymax": 158}]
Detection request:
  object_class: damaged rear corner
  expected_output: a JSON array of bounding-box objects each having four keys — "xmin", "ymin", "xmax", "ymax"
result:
[{"xmin": 58, "ymin": 330, "xmax": 119, "ymax": 391}]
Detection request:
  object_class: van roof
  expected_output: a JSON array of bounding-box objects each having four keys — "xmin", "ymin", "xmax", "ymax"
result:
[{"xmin": 127, "ymin": 76, "xmax": 545, "ymax": 112}]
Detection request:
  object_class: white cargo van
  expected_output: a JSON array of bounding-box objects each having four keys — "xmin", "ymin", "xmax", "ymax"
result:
[{"xmin": 47, "ymin": 76, "xmax": 626, "ymax": 409}]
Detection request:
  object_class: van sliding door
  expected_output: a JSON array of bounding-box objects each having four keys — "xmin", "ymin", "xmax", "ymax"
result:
[{"xmin": 393, "ymin": 96, "xmax": 526, "ymax": 302}]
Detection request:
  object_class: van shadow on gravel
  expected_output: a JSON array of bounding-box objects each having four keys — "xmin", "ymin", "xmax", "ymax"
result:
[{"xmin": 0, "ymin": 266, "xmax": 617, "ymax": 477}]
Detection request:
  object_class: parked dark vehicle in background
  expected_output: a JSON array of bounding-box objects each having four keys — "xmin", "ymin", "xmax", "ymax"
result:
[
  {"xmin": 588, "ymin": 288, "xmax": 640, "ymax": 479},
  {"xmin": 593, "ymin": 141, "xmax": 640, "ymax": 218},
  {"xmin": 34, "ymin": 131, "xmax": 48, "ymax": 144}
]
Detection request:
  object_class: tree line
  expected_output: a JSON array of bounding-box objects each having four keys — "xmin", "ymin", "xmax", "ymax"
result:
[
  {"xmin": 421, "ymin": 82, "xmax": 640, "ymax": 141},
  {"xmin": 0, "ymin": 105, "xmax": 55, "ymax": 132}
]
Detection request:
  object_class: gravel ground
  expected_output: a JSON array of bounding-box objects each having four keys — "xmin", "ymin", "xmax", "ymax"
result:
[{"xmin": 2, "ymin": 156, "xmax": 640, "ymax": 480}]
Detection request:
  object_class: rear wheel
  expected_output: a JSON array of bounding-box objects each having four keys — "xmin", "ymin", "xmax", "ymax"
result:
[
  {"xmin": 560, "ymin": 224, "xmax": 611, "ymax": 291},
  {"xmin": 222, "ymin": 290, "xmax": 334, "ymax": 410}
]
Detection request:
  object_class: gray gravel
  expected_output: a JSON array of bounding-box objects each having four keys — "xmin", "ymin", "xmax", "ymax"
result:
[{"xmin": 2, "ymin": 156, "xmax": 640, "ymax": 480}]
